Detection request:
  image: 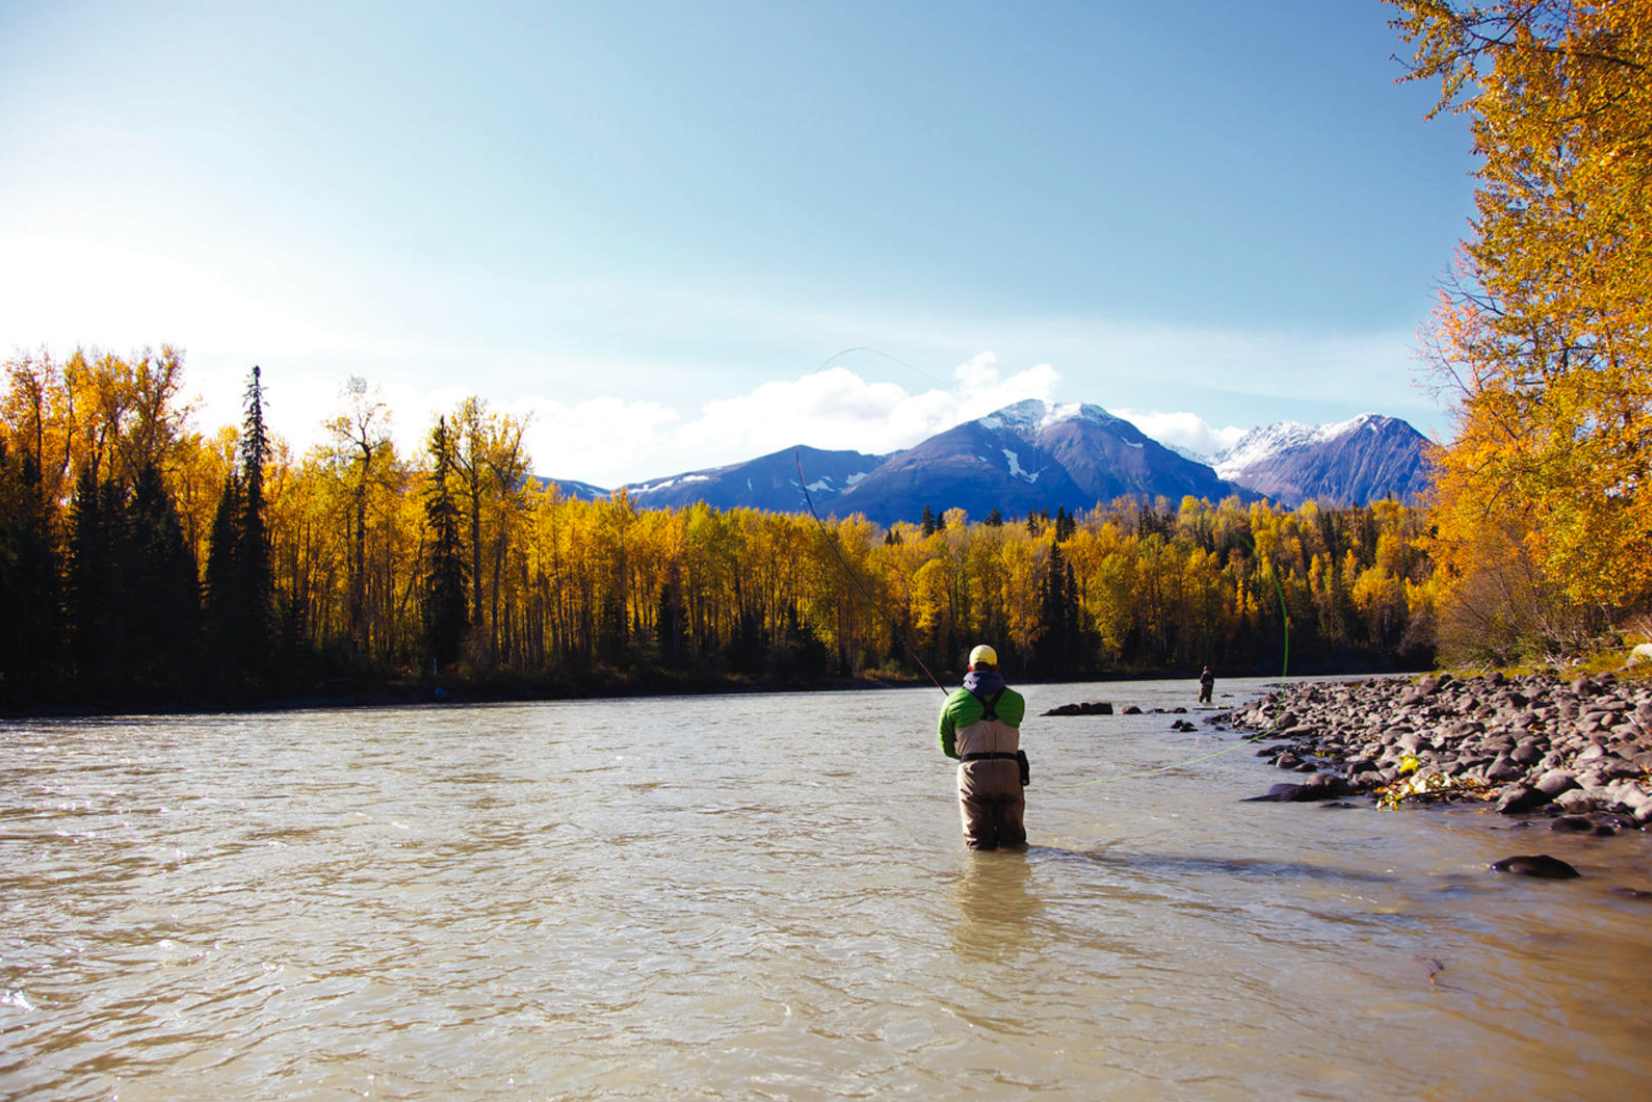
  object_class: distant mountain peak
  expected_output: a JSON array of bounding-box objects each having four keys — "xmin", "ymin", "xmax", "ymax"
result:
[
  {"xmin": 975, "ymin": 398, "xmax": 1126, "ymax": 437},
  {"xmin": 1213, "ymin": 413, "xmax": 1428, "ymax": 505}
]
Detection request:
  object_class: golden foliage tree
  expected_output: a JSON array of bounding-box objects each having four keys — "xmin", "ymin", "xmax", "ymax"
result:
[{"xmin": 1388, "ymin": 0, "xmax": 1652, "ymax": 658}]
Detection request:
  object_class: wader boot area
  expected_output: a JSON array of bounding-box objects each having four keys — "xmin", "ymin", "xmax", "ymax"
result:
[{"xmin": 955, "ymin": 689, "xmax": 1025, "ymax": 850}]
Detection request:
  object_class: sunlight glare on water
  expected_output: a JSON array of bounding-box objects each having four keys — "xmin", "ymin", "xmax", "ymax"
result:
[{"xmin": 4, "ymin": 678, "xmax": 1652, "ymax": 1100}]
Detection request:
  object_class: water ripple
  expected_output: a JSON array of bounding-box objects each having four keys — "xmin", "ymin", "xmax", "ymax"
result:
[{"xmin": 4, "ymin": 680, "xmax": 1652, "ymax": 1100}]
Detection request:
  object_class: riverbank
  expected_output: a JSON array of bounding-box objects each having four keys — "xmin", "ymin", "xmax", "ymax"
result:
[
  {"xmin": 0, "ymin": 668, "xmax": 933, "ymax": 720},
  {"xmin": 0, "ymin": 662, "xmax": 1330, "ymax": 720},
  {"xmin": 1223, "ymin": 672, "xmax": 1652, "ymax": 829}
]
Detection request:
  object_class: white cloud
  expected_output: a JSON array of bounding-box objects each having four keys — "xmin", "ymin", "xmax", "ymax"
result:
[
  {"xmin": 397, "ymin": 353, "xmax": 1056, "ymax": 487},
  {"xmin": 669, "ymin": 355, "xmax": 1058, "ymax": 470},
  {"xmin": 518, "ymin": 396, "xmax": 680, "ymax": 487},
  {"xmin": 1109, "ymin": 408, "xmax": 1246, "ymax": 459}
]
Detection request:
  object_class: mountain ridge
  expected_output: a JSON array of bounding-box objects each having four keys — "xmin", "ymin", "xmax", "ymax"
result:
[{"xmin": 544, "ymin": 402, "xmax": 1432, "ymax": 522}]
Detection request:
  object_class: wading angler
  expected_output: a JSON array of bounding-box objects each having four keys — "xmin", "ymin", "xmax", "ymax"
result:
[{"xmin": 937, "ymin": 645, "xmax": 1030, "ymax": 851}]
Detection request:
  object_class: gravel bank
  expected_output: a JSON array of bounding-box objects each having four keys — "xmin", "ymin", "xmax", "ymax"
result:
[{"xmin": 1223, "ymin": 672, "xmax": 1652, "ymax": 827}]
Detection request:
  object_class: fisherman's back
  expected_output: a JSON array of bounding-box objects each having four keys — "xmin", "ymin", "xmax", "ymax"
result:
[{"xmin": 937, "ymin": 646, "xmax": 1027, "ymax": 851}]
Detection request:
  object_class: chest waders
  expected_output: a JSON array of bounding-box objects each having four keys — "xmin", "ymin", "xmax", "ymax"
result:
[{"xmin": 955, "ymin": 688, "xmax": 1029, "ymax": 851}]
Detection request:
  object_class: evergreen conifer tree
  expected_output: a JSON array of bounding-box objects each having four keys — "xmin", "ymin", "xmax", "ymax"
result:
[
  {"xmin": 126, "ymin": 462, "xmax": 200, "ymax": 690},
  {"xmin": 0, "ymin": 442, "xmax": 65, "ymax": 699},
  {"xmin": 1038, "ymin": 540, "xmax": 1082, "ymax": 677},
  {"xmin": 67, "ymin": 469, "xmax": 124, "ymax": 689},
  {"xmin": 236, "ymin": 365, "xmax": 276, "ymax": 681},
  {"xmin": 203, "ymin": 472, "xmax": 243, "ymax": 685},
  {"xmin": 422, "ymin": 417, "xmax": 469, "ymax": 668}
]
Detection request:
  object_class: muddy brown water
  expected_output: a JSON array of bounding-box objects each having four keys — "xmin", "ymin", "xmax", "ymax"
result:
[{"xmin": 4, "ymin": 677, "xmax": 1651, "ymax": 1100}]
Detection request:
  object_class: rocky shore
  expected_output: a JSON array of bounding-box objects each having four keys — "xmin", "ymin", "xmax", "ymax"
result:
[{"xmin": 1222, "ymin": 672, "xmax": 1652, "ymax": 830}]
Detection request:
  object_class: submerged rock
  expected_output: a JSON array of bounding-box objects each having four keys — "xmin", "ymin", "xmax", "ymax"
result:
[
  {"xmin": 1496, "ymin": 785, "xmax": 1549, "ymax": 815},
  {"xmin": 1245, "ymin": 774, "xmax": 1355, "ymax": 803},
  {"xmin": 1490, "ymin": 854, "xmax": 1580, "ymax": 879}
]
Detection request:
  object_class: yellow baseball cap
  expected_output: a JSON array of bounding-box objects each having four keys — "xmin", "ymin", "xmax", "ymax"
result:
[{"xmin": 968, "ymin": 644, "xmax": 998, "ymax": 668}]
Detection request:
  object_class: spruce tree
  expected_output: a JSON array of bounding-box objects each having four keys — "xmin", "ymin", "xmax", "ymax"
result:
[
  {"xmin": 0, "ymin": 443, "xmax": 64, "ymax": 700},
  {"xmin": 66, "ymin": 468, "xmax": 123, "ymax": 689},
  {"xmin": 236, "ymin": 365, "xmax": 276, "ymax": 680},
  {"xmin": 422, "ymin": 417, "xmax": 469, "ymax": 669},
  {"xmin": 203, "ymin": 472, "xmax": 243, "ymax": 685},
  {"xmin": 126, "ymin": 462, "xmax": 200, "ymax": 690},
  {"xmin": 1038, "ymin": 540, "xmax": 1082, "ymax": 677}
]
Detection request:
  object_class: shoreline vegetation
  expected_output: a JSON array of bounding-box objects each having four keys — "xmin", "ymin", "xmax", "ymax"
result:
[{"xmin": 1, "ymin": 355, "xmax": 1441, "ymax": 720}]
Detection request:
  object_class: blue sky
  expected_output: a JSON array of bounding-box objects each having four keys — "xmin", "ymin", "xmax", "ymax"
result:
[{"xmin": 0, "ymin": 0, "xmax": 1474, "ymax": 487}]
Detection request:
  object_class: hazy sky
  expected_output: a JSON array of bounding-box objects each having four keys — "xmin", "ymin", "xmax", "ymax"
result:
[{"xmin": 0, "ymin": 0, "xmax": 1474, "ymax": 487}]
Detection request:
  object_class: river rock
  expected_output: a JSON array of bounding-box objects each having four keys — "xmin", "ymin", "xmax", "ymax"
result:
[
  {"xmin": 1534, "ymin": 769, "xmax": 1580, "ymax": 799},
  {"xmin": 1491, "ymin": 854, "xmax": 1581, "ymax": 879},
  {"xmin": 1245, "ymin": 773, "xmax": 1356, "ymax": 803},
  {"xmin": 1043, "ymin": 701, "xmax": 1114, "ymax": 717},
  {"xmin": 1227, "ymin": 671, "xmax": 1652, "ymax": 818},
  {"xmin": 1555, "ymin": 789, "xmax": 1598, "ymax": 814},
  {"xmin": 1496, "ymin": 785, "xmax": 1549, "ymax": 814}
]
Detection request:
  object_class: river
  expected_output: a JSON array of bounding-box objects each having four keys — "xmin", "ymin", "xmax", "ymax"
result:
[{"xmin": 3, "ymin": 677, "xmax": 1651, "ymax": 1101}]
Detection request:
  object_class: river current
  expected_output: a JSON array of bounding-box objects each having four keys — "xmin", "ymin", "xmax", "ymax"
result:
[{"xmin": 4, "ymin": 677, "xmax": 1651, "ymax": 1101}]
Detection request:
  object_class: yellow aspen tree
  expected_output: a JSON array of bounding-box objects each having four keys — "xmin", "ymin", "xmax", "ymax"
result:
[{"xmin": 1389, "ymin": 0, "xmax": 1652, "ymax": 628}]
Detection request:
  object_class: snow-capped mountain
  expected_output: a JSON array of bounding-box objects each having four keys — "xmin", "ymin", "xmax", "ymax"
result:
[
  {"xmin": 539, "ymin": 404, "xmax": 1432, "ymax": 523},
  {"xmin": 1210, "ymin": 414, "xmax": 1430, "ymax": 506},
  {"xmin": 833, "ymin": 399, "xmax": 1235, "ymax": 523},
  {"xmin": 618, "ymin": 445, "xmax": 884, "ymax": 513}
]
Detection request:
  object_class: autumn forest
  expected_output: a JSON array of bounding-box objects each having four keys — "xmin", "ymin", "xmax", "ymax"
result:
[{"xmin": 0, "ymin": 348, "xmax": 1442, "ymax": 709}]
